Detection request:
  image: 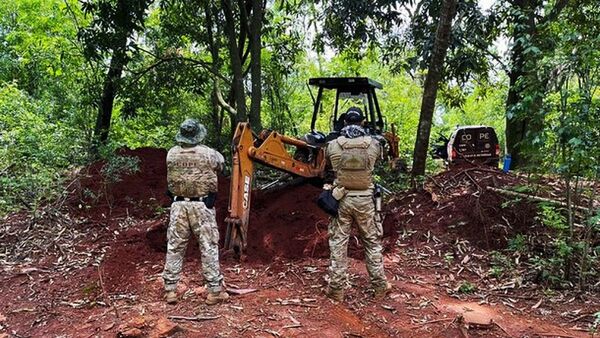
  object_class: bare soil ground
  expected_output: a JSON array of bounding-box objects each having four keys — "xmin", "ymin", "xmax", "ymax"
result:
[{"xmin": 1, "ymin": 148, "xmax": 598, "ymax": 338}]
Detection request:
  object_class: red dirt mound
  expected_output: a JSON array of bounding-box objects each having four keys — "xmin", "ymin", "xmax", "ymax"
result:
[
  {"xmin": 70, "ymin": 147, "xmax": 397, "ymax": 268},
  {"xmin": 235, "ymin": 182, "xmax": 398, "ymax": 262},
  {"xmin": 69, "ymin": 148, "xmax": 171, "ymax": 220},
  {"xmin": 383, "ymin": 165, "xmax": 540, "ymax": 250},
  {"xmin": 237, "ymin": 182, "xmax": 331, "ymax": 262}
]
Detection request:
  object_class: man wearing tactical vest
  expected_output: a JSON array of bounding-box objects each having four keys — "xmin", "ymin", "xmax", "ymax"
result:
[
  {"xmin": 325, "ymin": 107, "xmax": 391, "ymax": 301},
  {"xmin": 163, "ymin": 119, "xmax": 229, "ymax": 305}
]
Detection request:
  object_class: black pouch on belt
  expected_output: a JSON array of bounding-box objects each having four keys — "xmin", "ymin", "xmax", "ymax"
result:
[
  {"xmin": 203, "ymin": 192, "xmax": 217, "ymax": 208},
  {"xmin": 316, "ymin": 189, "xmax": 339, "ymax": 217}
]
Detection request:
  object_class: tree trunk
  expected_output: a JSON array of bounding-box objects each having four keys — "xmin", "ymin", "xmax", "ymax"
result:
[
  {"xmin": 94, "ymin": 44, "xmax": 126, "ymax": 147},
  {"xmin": 222, "ymin": 0, "xmax": 247, "ymax": 125},
  {"xmin": 248, "ymin": 0, "xmax": 263, "ymax": 130},
  {"xmin": 504, "ymin": 0, "xmax": 569, "ymax": 169},
  {"xmin": 504, "ymin": 0, "xmax": 535, "ymax": 169},
  {"xmin": 411, "ymin": 0, "xmax": 458, "ymax": 176},
  {"xmin": 205, "ymin": 2, "xmax": 224, "ymax": 149}
]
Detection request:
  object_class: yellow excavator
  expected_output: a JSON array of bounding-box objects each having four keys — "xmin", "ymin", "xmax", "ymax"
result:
[{"xmin": 224, "ymin": 77, "xmax": 401, "ymax": 255}]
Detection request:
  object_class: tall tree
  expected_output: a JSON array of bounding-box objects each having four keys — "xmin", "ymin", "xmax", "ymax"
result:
[
  {"xmin": 221, "ymin": 0, "xmax": 249, "ymax": 125},
  {"xmin": 248, "ymin": 0, "xmax": 264, "ymax": 130},
  {"xmin": 503, "ymin": 0, "xmax": 570, "ymax": 168},
  {"xmin": 158, "ymin": 0, "xmax": 266, "ymax": 131},
  {"xmin": 79, "ymin": 0, "xmax": 151, "ymax": 147},
  {"xmin": 319, "ymin": 0, "xmax": 494, "ymax": 175},
  {"xmin": 411, "ymin": 0, "xmax": 457, "ymax": 176}
]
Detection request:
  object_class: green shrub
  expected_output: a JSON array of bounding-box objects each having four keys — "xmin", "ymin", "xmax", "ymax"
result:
[
  {"xmin": 457, "ymin": 281, "xmax": 477, "ymax": 294},
  {"xmin": 0, "ymin": 84, "xmax": 86, "ymax": 215},
  {"xmin": 508, "ymin": 234, "xmax": 528, "ymax": 253},
  {"xmin": 98, "ymin": 150, "xmax": 140, "ymax": 185},
  {"xmin": 537, "ymin": 203, "xmax": 568, "ymax": 231},
  {"xmin": 592, "ymin": 312, "xmax": 600, "ymax": 333}
]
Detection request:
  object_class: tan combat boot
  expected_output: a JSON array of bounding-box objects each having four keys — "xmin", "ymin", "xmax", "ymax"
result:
[
  {"xmin": 373, "ymin": 282, "xmax": 392, "ymax": 299},
  {"xmin": 165, "ymin": 290, "xmax": 177, "ymax": 304},
  {"xmin": 205, "ymin": 291, "xmax": 229, "ymax": 305},
  {"xmin": 325, "ymin": 286, "xmax": 344, "ymax": 301}
]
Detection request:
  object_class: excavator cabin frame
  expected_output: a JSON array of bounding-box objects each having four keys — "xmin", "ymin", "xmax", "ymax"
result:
[{"xmin": 224, "ymin": 77, "xmax": 399, "ymax": 255}]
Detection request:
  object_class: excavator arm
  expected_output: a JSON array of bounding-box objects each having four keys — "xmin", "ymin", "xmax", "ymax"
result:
[{"xmin": 224, "ymin": 122, "xmax": 326, "ymax": 255}]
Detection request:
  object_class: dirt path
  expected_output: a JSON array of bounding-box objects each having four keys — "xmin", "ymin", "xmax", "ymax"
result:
[
  {"xmin": 1, "ymin": 235, "xmax": 593, "ymax": 337},
  {"xmin": 1, "ymin": 148, "xmax": 597, "ymax": 337}
]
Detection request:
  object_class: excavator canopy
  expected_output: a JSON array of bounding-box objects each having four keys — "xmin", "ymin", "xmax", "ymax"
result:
[
  {"xmin": 308, "ymin": 77, "xmax": 385, "ymax": 133},
  {"xmin": 308, "ymin": 77, "xmax": 383, "ymax": 90}
]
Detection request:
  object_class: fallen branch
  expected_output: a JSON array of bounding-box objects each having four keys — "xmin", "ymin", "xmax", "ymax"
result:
[
  {"xmin": 276, "ymin": 302, "xmax": 318, "ymax": 308},
  {"xmin": 98, "ymin": 265, "xmax": 120, "ymax": 319},
  {"xmin": 491, "ymin": 320, "xmax": 510, "ymax": 337},
  {"xmin": 453, "ymin": 166, "xmax": 503, "ymax": 178},
  {"xmin": 16, "ymin": 267, "xmax": 52, "ymax": 275},
  {"xmin": 168, "ymin": 315, "xmax": 221, "ymax": 321},
  {"xmin": 486, "ymin": 186, "xmax": 589, "ymax": 212},
  {"xmin": 264, "ymin": 329, "xmax": 280, "ymax": 337},
  {"xmin": 274, "ymin": 299, "xmax": 318, "ymax": 308},
  {"xmin": 226, "ymin": 287, "xmax": 258, "ymax": 295},
  {"xmin": 567, "ymin": 313, "xmax": 593, "ymax": 323},
  {"xmin": 490, "ymin": 293, "xmax": 535, "ymax": 300},
  {"xmin": 410, "ymin": 317, "xmax": 455, "ymax": 329}
]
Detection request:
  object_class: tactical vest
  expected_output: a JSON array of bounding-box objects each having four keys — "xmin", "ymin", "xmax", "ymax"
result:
[
  {"xmin": 335, "ymin": 137, "xmax": 373, "ymax": 190},
  {"xmin": 167, "ymin": 146, "xmax": 218, "ymax": 197}
]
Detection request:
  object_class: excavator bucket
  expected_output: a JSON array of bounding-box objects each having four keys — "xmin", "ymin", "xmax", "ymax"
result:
[
  {"xmin": 224, "ymin": 123, "xmax": 255, "ymax": 254},
  {"xmin": 223, "ymin": 122, "xmax": 327, "ymax": 257}
]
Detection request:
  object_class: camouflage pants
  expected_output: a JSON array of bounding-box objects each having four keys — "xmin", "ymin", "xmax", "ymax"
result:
[
  {"xmin": 162, "ymin": 201, "xmax": 223, "ymax": 293},
  {"xmin": 328, "ymin": 195, "xmax": 387, "ymax": 290}
]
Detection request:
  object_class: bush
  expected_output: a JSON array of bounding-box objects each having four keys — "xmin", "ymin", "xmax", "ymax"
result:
[{"xmin": 0, "ymin": 84, "xmax": 86, "ymax": 215}]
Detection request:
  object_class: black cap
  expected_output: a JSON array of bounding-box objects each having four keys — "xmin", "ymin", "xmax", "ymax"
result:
[{"xmin": 344, "ymin": 107, "xmax": 364, "ymax": 123}]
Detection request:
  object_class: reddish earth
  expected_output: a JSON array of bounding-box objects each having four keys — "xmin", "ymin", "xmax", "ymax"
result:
[{"xmin": 0, "ymin": 148, "xmax": 598, "ymax": 337}]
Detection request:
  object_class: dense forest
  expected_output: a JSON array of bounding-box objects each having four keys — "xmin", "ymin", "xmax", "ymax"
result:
[{"xmin": 0, "ymin": 0, "xmax": 599, "ymax": 336}]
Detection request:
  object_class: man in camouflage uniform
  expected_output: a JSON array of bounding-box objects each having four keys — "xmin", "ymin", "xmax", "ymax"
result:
[
  {"xmin": 163, "ymin": 119, "xmax": 229, "ymax": 305},
  {"xmin": 325, "ymin": 107, "xmax": 391, "ymax": 301}
]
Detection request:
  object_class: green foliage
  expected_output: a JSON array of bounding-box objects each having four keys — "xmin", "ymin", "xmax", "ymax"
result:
[
  {"xmin": 537, "ymin": 204, "xmax": 568, "ymax": 231},
  {"xmin": 443, "ymin": 252, "xmax": 455, "ymax": 266},
  {"xmin": 507, "ymin": 234, "xmax": 528, "ymax": 253},
  {"xmin": 511, "ymin": 184, "xmax": 534, "ymax": 194},
  {"xmin": 0, "ymin": 0, "xmax": 94, "ymax": 215},
  {"xmin": 319, "ymin": 0, "xmax": 497, "ymax": 86},
  {"xmin": 592, "ymin": 312, "xmax": 600, "ymax": 333},
  {"xmin": 488, "ymin": 251, "xmax": 514, "ymax": 279},
  {"xmin": 99, "ymin": 153, "xmax": 140, "ymax": 185},
  {"xmin": 529, "ymin": 249, "xmax": 571, "ymax": 286},
  {"xmin": 78, "ymin": 0, "xmax": 151, "ymax": 61},
  {"xmin": 488, "ymin": 265, "xmax": 503, "ymax": 278},
  {"xmin": 528, "ymin": 204, "xmax": 574, "ymax": 286},
  {"xmin": 457, "ymin": 281, "xmax": 476, "ymax": 294},
  {"xmin": 0, "ymin": 84, "xmax": 86, "ymax": 215}
]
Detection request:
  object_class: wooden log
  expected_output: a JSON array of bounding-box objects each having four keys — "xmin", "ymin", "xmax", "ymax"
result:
[{"xmin": 486, "ymin": 186, "xmax": 590, "ymax": 212}]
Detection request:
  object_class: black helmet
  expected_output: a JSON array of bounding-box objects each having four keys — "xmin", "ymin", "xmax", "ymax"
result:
[{"xmin": 344, "ymin": 107, "xmax": 364, "ymax": 124}]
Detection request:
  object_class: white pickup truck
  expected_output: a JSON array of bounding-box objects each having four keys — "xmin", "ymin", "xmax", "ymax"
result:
[{"xmin": 431, "ymin": 125, "xmax": 500, "ymax": 166}]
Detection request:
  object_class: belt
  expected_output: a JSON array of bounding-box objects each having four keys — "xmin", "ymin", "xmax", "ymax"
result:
[
  {"xmin": 347, "ymin": 194, "xmax": 372, "ymax": 198},
  {"xmin": 174, "ymin": 196, "xmax": 204, "ymax": 202}
]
